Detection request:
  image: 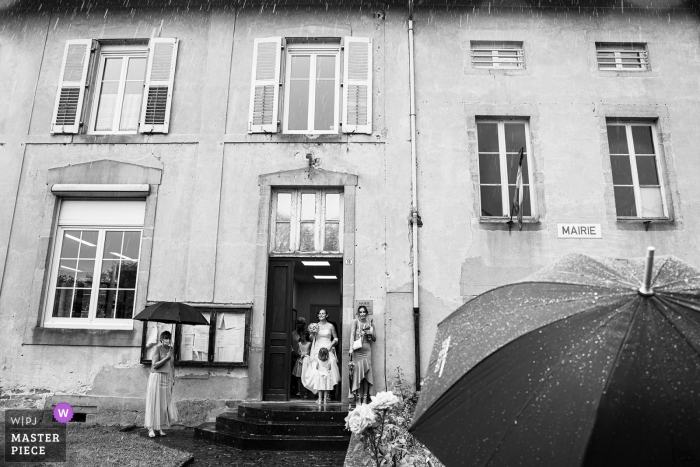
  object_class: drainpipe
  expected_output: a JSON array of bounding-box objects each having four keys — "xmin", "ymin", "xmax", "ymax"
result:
[{"xmin": 408, "ymin": 0, "xmax": 422, "ymax": 391}]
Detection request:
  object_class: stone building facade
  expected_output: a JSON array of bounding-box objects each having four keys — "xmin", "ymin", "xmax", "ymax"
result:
[{"xmin": 1, "ymin": 0, "xmax": 699, "ymax": 424}]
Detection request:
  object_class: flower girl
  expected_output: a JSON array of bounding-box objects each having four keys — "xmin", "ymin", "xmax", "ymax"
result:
[
  {"xmin": 293, "ymin": 332, "xmax": 311, "ymax": 398},
  {"xmin": 311, "ymin": 347, "xmax": 334, "ymax": 404}
]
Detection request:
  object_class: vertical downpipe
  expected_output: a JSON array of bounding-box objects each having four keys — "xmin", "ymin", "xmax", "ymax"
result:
[{"xmin": 408, "ymin": 2, "xmax": 421, "ymax": 391}]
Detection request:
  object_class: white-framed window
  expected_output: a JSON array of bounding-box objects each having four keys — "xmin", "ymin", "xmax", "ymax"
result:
[
  {"xmin": 283, "ymin": 44, "xmax": 341, "ymax": 134},
  {"xmin": 90, "ymin": 45, "xmax": 148, "ymax": 134},
  {"xmin": 270, "ymin": 189, "xmax": 343, "ymax": 253},
  {"xmin": 476, "ymin": 119, "xmax": 534, "ymax": 217},
  {"xmin": 248, "ymin": 36, "xmax": 372, "ymax": 135},
  {"xmin": 596, "ymin": 43, "xmax": 648, "ymax": 71},
  {"xmin": 44, "ymin": 200, "xmax": 145, "ymax": 329},
  {"xmin": 606, "ymin": 121, "xmax": 667, "ymax": 218},
  {"xmin": 471, "ymin": 41, "xmax": 524, "ymax": 69},
  {"xmin": 51, "ymin": 38, "xmax": 179, "ymax": 135}
]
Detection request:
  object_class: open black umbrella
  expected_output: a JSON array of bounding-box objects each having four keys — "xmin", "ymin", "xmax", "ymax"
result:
[
  {"xmin": 133, "ymin": 301, "xmax": 209, "ymax": 325},
  {"xmin": 410, "ymin": 249, "xmax": 700, "ymax": 467}
]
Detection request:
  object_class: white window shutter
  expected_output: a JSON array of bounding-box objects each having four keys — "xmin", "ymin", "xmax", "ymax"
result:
[
  {"xmin": 342, "ymin": 37, "xmax": 372, "ymax": 134},
  {"xmin": 51, "ymin": 40, "xmax": 92, "ymax": 134},
  {"xmin": 248, "ymin": 37, "xmax": 282, "ymax": 134},
  {"xmin": 139, "ymin": 38, "xmax": 179, "ymax": 134}
]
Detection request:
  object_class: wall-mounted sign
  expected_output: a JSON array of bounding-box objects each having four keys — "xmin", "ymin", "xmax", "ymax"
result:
[
  {"xmin": 557, "ymin": 223, "xmax": 602, "ymax": 239},
  {"xmin": 354, "ymin": 300, "xmax": 373, "ymax": 315}
]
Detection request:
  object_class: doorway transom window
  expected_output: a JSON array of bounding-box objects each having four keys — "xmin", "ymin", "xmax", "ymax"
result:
[{"xmin": 271, "ymin": 189, "xmax": 343, "ymax": 254}]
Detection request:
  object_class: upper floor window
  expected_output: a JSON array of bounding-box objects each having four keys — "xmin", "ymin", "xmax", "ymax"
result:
[
  {"xmin": 596, "ymin": 43, "xmax": 648, "ymax": 71},
  {"xmin": 607, "ymin": 121, "xmax": 667, "ymax": 219},
  {"xmin": 476, "ymin": 119, "xmax": 534, "ymax": 218},
  {"xmin": 51, "ymin": 38, "xmax": 179, "ymax": 135},
  {"xmin": 471, "ymin": 41, "xmax": 524, "ymax": 69},
  {"xmin": 248, "ymin": 37, "xmax": 372, "ymax": 135},
  {"xmin": 44, "ymin": 200, "xmax": 145, "ymax": 329},
  {"xmin": 271, "ymin": 189, "xmax": 343, "ymax": 254}
]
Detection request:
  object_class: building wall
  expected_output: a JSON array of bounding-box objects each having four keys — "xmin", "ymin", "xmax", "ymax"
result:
[{"xmin": 1, "ymin": 0, "xmax": 699, "ymax": 424}]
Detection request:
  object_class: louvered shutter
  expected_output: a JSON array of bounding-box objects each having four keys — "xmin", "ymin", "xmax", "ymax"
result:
[
  {"xmin": 342, "ymin": 37, "xmax": 372, "ymax": 134},
  {"xmin": 139, "ymin": 38, "xmax": 179, "ymax": 134},
  {"xmin": 248, "ymin": 37, "xmax": 282, "ymax": 134},
  {"xmin": 51, "ymin": 40, "xmax": 92, "ymax": 134}
]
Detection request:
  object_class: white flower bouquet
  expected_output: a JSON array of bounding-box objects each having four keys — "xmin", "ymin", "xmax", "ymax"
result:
[{"xmin": 307, "ymin": 323, "xmax": 319, "ymax": 334}]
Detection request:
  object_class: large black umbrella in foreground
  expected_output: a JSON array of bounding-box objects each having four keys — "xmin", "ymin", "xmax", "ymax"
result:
[
  {"xmin": 410, "ymin": 250, "xmax": 700, "ymax": 467},
  {"xmin": 133, "ymin": 301, "xmax": 209, "ymax": 325}
]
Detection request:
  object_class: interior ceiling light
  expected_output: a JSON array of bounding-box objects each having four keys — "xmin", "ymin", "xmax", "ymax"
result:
[
  {"xmin": 314, "ymin": 275, "xmax": 337, "ymax": 280},
  {"xmin": 302, "ymin": 261, "xmax": 331, "ymax": 267}
]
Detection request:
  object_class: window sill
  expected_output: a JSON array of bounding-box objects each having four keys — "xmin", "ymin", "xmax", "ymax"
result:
[
  {"xmin": 616, "ymin": 217, "xmax": 671, "ymax": 223},
  {"xmin": 24, "ymin": 326, "xmax": 141, "ymax": 347},
  {"xmin": 478, "ymin": 216, "xmax": 539, "ymax": 224}
]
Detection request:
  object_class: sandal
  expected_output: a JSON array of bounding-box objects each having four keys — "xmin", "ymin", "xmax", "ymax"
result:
[
  {"xmin": 159, "ymin": 430, "xmax": 166, "ymax": 436},
  {"xmin": 148, "ymin": 430, "xmax": 155, "ymax": 438}
]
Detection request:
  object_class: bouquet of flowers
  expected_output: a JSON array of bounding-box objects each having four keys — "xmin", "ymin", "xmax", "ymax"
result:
[{"xmin": 307, "ymin": 323, "xmax": 319, "ymax": 335}]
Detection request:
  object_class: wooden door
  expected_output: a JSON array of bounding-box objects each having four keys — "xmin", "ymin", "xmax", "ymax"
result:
[{"xmin": 263, "ymin": 260, "xmax": 294, "ymax": 401}]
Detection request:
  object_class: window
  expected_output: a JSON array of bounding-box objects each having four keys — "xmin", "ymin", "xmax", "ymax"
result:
[
  {"xmin": 44, "ymin": 200, "xmax": 145, "ymax": 329},
  {"xmin": 51, "ymin": 38, "xmax": 179, "ymax": 135},
  {"xmin": 607, "ymin": 121, "xmax": 667, "ymax": 218},
  {"xmin": 248, "ymin": 37, "xmax": 372, "ymax": 135},
  {"xmin": 271, "ymin": 189, "xmax": 343, "ymax": 253},
  {"xmin": 471, "ymin": 41, "xmax": 524, "ymax": 69},
  {"xmin": 476, "ymin": 119, "xmax": 533, "ymax": 218},
  {"xmin": 140, "ymin": 308, "xmax": 250, "ymax": 367},
  {"xmin": 596, "ymin": 43, "xmax": 648, "ymax": 71}
]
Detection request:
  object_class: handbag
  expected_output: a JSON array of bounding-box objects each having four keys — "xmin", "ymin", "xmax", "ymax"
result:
[{"xmin": 352, "ymin": 320, "xmax": 363, "ymax": 350}]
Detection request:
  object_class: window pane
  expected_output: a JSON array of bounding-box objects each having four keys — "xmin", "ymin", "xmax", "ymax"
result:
[
  {"xmin": 72, "ymin": 289, "xmax": 91, "ymax": 318},
  {"xmin": 119, "ymin": 82, "xmax": 143, "ymax": 131},
  {"xmin": 324, "ymin": 223, "xmax": 339, "ymax": 251},
  {"xmin": 103, "ymin": 232, "xmax": 124, "ymax": 260},
  {"xmin": 290, "ymin": 55, "xmax": 310, "ymax": 79},
  {"xmin": 80, "ymin": 231, "xmax": 99, "ymax": 258},
  {"xmin": 182, "ymin": 311, "xmax": 211, "ymax": 362},
  {"xmin": 100, "ymin": 260, "xmax": 119, "ymax": 288},
  {"xmin": 119, "ymin": 261, "xmax": 138, "ymax": 288},
  {"xmin": 103, "ymin": 57, "xmax": 123, "ymax": 80},
  {"xmin": 97, "ymin": 290, "xmax": 116, "ymax": 319},
  {"xmin": 314, "ymin": 79, "xmax": 335, "ymax": 131},
  {"xmin": 316, "ymin": 55, "xmax": 336, "ymax": 79},
  {"xmin": 479, "ymin": 154, "xmax": 501, "ymax": 185},
  {"xmin": 276, "ymin": 193, "xmax": 292, "ymax": 221},
  {"xmin": 504, "ymin": 123, "xmax": 526, "ymax": 153},
  {"xmin": 274, "ymin": 223, "xmax": 291, "ymax": 251},
  {"xmin": 508, "ymin": 185, "xmax": 532, "ymax": 217},
  {"xmin": 57, "ymin": 260, "xmax": 77, "ymax": 287},
  {"xmin": 506, "ymin": 153, "xmax": 529, "ymax": 184},
  {"xmin": 631, "ymin": 125, "xmax": 654, "ymax": 155},
  {"xmin": 610, "ymin": 155, "xmax": 633, "ymax": 185},
  {"xmin": 614, "ymin": 186, "xmax": 637, "ymax": 217},
  {"xmin": 95, "ymin": 81, "xmax": 119, "ymax": 131},
  {"xmin": 52, "ymin": 289, "xmax": 73, "ymax": 317},
  {"xmin": 640, "ymin": 187, "xmax": 664, "ymax": 217},
  {"xmin": 288, "ymin": 80, "xmax": 310, "ymax": 131},
  {"xmin": 60, "ymin": 231, "xmax": 81, "ymax": 258},
  {"xmin": 122, "ymin": 232, "xmax": 141, "ymax": 260},
  {"xmin": 300, "ymin": 193, "xmax": 316, "ymax": 220},
  {"xmin": 299, "ymin": 223, "xmax": 315, "ymax": 251},
  {"xmin": 480, "ymin": 186, "xmax": 503, "ymax": 217},
  {"xmin": 636, "ymin": 156, "xmax": 659, "ymax": 185},
  {"xmin": 75, "ymin": 260, "xmax": 95, "ymax": 287},
  {"xmin": 126, "ymin": 57, "xmax": 147, "ymax": 80},
  {"xmin": 477, "ymin": 123, "xmax": 499, "ymax": 152},
  {"xmin": 607, "ymin": 125, "xmax": 629, "ymax": 154},
  {"xmin": 115, "ymin": 290, "xmax": 135, "ymax": 319},
  {"xmin": 325, "ymin": 193, "xmax": 340, "ymax": 221}
]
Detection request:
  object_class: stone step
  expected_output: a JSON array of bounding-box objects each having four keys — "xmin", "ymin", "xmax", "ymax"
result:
[
  {"xmin": 194, "ymin": 422, "xmax": 351, "ymax": 451},
  {"xmin": 216, "ymin": 412, "xmax": 349, "ymax": 437},
  {"xmin": 238, "ymin": 402, "xmax": 350, "ymax": 423}
]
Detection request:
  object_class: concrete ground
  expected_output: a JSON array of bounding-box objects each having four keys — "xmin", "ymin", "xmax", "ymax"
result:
[{"xmin": 135, "ymin": 426, "xmax": 347, "ymax": 466}]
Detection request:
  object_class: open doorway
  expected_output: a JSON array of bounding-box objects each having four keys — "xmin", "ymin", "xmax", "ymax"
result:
[{"xmin": 263, "ymin": 258, "xmax": 343, "ymax": 401}]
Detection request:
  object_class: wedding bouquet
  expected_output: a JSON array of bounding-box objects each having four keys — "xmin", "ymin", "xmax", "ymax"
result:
[{"xmin": 307, "ymin": 323, "xmax": 319, "ymax": 334}]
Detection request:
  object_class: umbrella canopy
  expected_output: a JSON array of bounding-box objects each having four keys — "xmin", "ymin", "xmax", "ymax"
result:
[
  {"xmin": 410, "ymin": 253, "xmax": 700, "ymax": 467},
  {"xmin": 133, "ymin": 301, "xmax": 209, "ymax": 325}
]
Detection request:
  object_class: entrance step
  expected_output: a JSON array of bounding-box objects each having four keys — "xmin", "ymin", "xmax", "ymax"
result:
[{"xmin": 194, "ymin": 402, "xmax": 351, "ymax": 451}]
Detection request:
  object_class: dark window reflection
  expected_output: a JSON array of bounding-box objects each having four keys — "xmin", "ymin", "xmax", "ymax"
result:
[
  {"xmin": 477, "ymin": 123, "xmax": 499, "ymax": 152},
  {"xmin": 636, "ymin": 156, "xmax": 659, "ymax": 185},
  {"xmin": 506, "ymin": 152, "xmax": 529, "ymax": 184},
  {"xmin": 504, "ymin": 123, "xmax": 526, "ymax": 153},
  {"xmin": 632, "ymin": 125, "xmax": 654, "ymax": 155},
  {"xmin": 479, "ymin": 153, "xmax": 501, "ymax": 184},
  {"xmin": 614, "ymin": 186, "xmax": 637, "ymax": 217},
  {"xmin": 610, "ymin": 155, "xmax": 633, "ymax": 185},
  {"xmin": 481, "ymin": 186, "xmax": 503, "ymax": 216},
  {"xmin": 508, "ymin": 186, "xmax": 532, "ymax": 216},
  {"xmin": 607, "ymin": 125, "xmax": 629, "ymax": 154}
]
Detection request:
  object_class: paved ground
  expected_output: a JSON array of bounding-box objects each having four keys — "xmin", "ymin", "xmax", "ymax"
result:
[{"xmin": 135, "ymin": 426, "xmax": 347, "ymax": 467}]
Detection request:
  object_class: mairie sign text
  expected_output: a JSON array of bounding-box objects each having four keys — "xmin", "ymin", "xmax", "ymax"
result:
[{"xmin": 557, "ymin": 223, "xmax": 602, "ymax": 239}]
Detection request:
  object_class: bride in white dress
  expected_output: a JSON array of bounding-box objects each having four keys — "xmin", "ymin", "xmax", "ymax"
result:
[{"xmin": 308, "ymin": 309, "xmax": 341, "ymax": 390}]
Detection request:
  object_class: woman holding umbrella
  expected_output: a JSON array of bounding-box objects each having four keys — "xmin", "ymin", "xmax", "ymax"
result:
[
  {"xmin": 144, "ymin": 331, "xmax": 178, "ymax": 437},
  {"xmin": 349, "ymin": 305, "xmax": 376, "ymax": 404}
]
